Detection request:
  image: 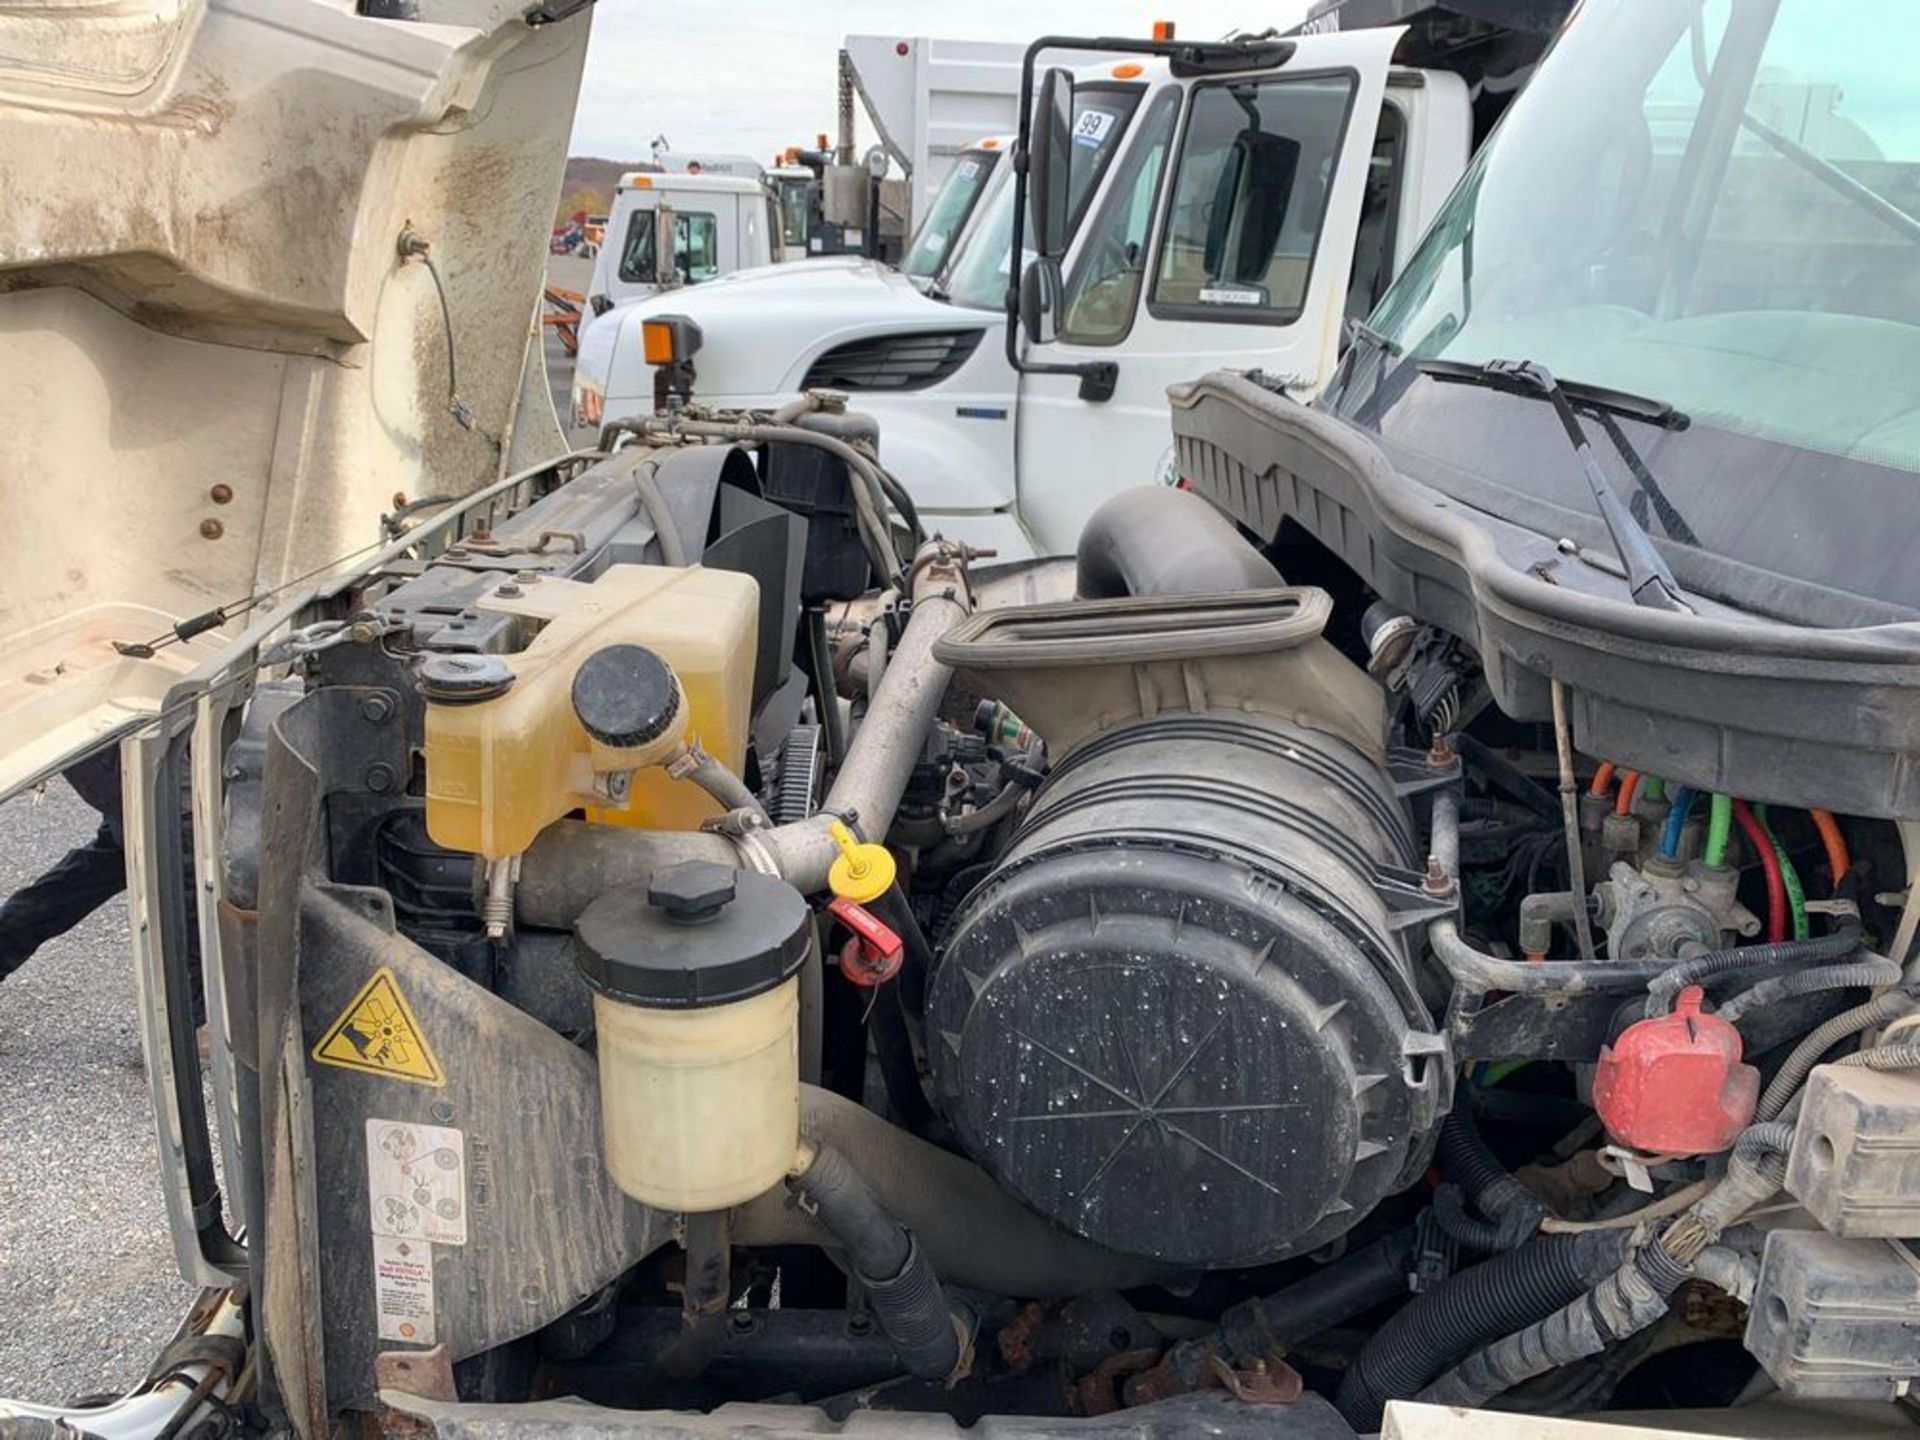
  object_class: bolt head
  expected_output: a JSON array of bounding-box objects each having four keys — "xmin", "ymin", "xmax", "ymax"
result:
[
  {"xmin": 209, "ymin": 483, "xmax": 234, "ymax": 505},
  {"xmin": 199, "ymin": 518, "xmax": 225, "ymax": 540}
]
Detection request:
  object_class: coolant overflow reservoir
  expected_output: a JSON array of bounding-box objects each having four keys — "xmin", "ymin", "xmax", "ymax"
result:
[{"xmin": 574, "ymin": 861, "xmax": 811, "ymax": 1211}]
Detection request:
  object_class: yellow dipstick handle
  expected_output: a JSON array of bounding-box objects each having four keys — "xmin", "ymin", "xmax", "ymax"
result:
[{"xmin": 827, "ymin": 819, "xmax": 896, "ymax": 905}]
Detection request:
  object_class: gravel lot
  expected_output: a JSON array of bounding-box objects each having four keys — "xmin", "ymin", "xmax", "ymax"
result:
[{"xmin": 0, "ymin": 781, "xmax": 196, "ymax": 1403}]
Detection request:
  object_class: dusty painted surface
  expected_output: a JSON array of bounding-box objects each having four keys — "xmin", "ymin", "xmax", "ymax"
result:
[{"xmin": 0, "ymin": 1, "xmax": 590, "ymax": 797}]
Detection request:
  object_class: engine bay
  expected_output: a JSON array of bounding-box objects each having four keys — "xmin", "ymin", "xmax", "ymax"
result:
[{"xmin": 203, "ymin": 394, "xmax": 1920, "ymax": 1436}]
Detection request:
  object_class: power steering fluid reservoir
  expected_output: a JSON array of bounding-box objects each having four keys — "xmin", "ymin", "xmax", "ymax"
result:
[{"xmin": 574, "ymin": 860, "xmax": 811, "ymax": 1211}]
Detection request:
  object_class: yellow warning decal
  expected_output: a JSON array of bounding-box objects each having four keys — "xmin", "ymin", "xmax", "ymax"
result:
[{"xmin": 312, "ymin": 968, "xmax": 446, "ymax": 1087}]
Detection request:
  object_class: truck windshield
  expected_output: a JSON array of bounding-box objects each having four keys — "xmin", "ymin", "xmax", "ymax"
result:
[
  {"xmin": 902, "ymin": 149, "xmax": 1000, "ymax": 280},
  {"xmin": 618, "ymin": 209, "xmax": 721, "ymax": 285},
  {"xmin": 941, "ymin": 84, "xmax": 1143, "ymax": 312},
  {"xmin": 777, "ymin": 179, "xmax": 810, "ymax": 248},
  {"xmin": 1338, "ymin": 0, "xmax": 1920, "ymax": 611}
]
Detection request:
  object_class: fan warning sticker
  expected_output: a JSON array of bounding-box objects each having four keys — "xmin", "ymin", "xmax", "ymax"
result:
[
  {"xmin": 312, "ymin": 968, "xmax": 446, "ymax": 1086},
  {"xmin": 366, "ymin": 1119, "xmax": 468, "ymax": 1247}
]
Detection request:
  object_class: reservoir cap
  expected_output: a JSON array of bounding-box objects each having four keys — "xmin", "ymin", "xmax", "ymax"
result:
[
  {"xmin": 575, "ymin": 860, "xmax": 810, "ymax": 1009},
  {"xmin": 571, "ymin": 643, "xmax": 682, "ymax": 749}
]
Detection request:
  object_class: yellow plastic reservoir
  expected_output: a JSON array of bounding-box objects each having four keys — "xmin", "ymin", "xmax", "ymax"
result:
[{"xmin": 422, "ymin": 565, "xmax": 759, "ymax": 859}]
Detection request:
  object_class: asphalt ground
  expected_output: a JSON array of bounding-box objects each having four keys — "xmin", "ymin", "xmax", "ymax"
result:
[{"xmin": 0, "ymin": 780, "xmax": 197, "ymax": 1403}]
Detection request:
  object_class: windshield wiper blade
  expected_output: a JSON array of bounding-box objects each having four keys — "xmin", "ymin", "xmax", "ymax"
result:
[
  {"xmin": 1420, "ymin": 358, "xmax": 1689, "ymax": 431},
  {"xmin": 1420, "ymin": 358, "xmax": 1695, "ymax": 614}
]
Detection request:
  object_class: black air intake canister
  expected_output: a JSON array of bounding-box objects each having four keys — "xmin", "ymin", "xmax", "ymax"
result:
[{"xmin": 929, "ymin": 592, "xmax": 1445, "ymax": 1268}]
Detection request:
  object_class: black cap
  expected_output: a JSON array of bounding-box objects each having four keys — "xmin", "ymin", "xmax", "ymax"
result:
[
  {"xmin": 574, "ymin": 861, "xmax": 810, "ymax": 1009},
  {"xmin": 417, "ymin": 653, "xmax": 515, "ymax": 704},
  {"xmin": 571, "ymin": 643, "xmax": 681, "ymax": 749}
]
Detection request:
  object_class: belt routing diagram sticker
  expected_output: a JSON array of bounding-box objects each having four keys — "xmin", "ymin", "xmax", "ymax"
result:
[
  {"xmin": 312, "ymin": 967, "xmax": 446, "ymax": 1086},
  {"xmin": 367, "ymin": 1118, "xmax": 468, "ymax": 1345}
]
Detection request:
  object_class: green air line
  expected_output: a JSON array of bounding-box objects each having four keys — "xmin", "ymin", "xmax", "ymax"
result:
[
  {"xmin": 1756, "ymin": 804, "xmax": 1811, "ymax": 941},
  {"xmin": 1642, "ymin": 775, "xmax": 1667, "ymax": 801},
  {"xmin": 1704, "ymin": 793, "xmax": 1735, "ymax": 869}
]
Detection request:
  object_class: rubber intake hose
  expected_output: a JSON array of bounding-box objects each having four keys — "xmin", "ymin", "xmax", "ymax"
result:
[
  {"xmin": 788, "ymin": 1141, "xmax": 963, "ymax": 1381},
  {"xmin": 1438, "ymin": 1108, "xmax": 1548, "ymax": 1249},
  {"xmin": 1074, "ymin": 485, "xmax": 1282, "ymax": 600},
  {"xmin": 1333, "ymin": 1229, "xmax": 1629, "ymax": 1431}
]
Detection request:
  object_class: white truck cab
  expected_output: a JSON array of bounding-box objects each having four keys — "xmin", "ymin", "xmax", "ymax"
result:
[
  {"xmin": 584, "ymin": 171, "xmax": 778, "ymax": 319},
  {"xmin": 573, "ymin": 138, "xmax": 1019, "ymax": 431},
  {"xmin": 578, "ymin": 29, "xmax": 1476, "ymax": 558}
]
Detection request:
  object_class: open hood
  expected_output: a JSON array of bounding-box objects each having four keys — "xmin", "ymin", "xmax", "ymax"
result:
[{"xmin": 0, "ymin": 0, "xmax": 591, "ymax": 799}]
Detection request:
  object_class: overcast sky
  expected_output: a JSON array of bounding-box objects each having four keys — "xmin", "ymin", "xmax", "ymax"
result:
[{"xmin": 569, "ymin": 2, "xmax": 1312, "ymax": 163}]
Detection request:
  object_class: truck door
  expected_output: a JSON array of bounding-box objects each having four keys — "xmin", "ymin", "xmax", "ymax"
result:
[{"xmin": 1013, "ymin": 28, "xmax": 1402, "ymax": 555}]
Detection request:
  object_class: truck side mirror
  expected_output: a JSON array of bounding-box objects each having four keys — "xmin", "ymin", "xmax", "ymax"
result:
[
  {"xmin": 1019, "ymin": 258, "xmax": 1062, "ymax": 345},
  {"xmin": 1029, "ymin": 68, "xmax": 1074, "ymax": 262}
]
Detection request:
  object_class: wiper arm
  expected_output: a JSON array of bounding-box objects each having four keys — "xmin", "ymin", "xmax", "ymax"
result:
[
  {"xmin": 1420, "ymin": 358, "xmax": 1688, "ymax": 431},
  {"xmin": 1420, "ymin": 358, "xmax": 1695, "ymax": 614}
]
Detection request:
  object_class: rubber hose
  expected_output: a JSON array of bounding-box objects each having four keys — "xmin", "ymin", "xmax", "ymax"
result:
[
  {"xmin": 1125, "ymin": 1230, "xmax": 1416, "ymax": 1405},
  {"xmin": 1715, "ymin": 955, "xmax": 1900, "ymax": 1028},
  {"xmin": 1438, "ymin": 1108, "xmax": 1548, "ymax": 1247},
  {"xmin": 732, "ymin": 1087, "xmax": 1179, "ymax": 1297},
  {"xmin": 1756, "ymin": 989, "xmax": 1918, "ymax": 1120},
  {"xmin": 787, "ymin": 1142, "xmax": 960, "ymax": 1381},
  {"xmin": 1643, "ymin": 928, "xmax": 1864, "ymax": 1018},
  {"xmin": 1704, "ymin": 793, "xmax": 1734, "ymax": 869},
  {"xmin": 1433, "ymin": 1184, "xmax": 1506, "ymax": 1253},
  {"xmin": 1810, "ymin": 808, "xmax": 1851, "ymax": 894},
  {"xmin": 1333, "ymin": 1230, "xmax": 1629, "ymax": 1430},
  {"xmin": 1756, "ymin": 805, "xmax": 1810, "ymax": 941},
  {"xmin": 1074, "ymin": 485, "xmax": 1282, "ymax": 600},
  {"xmin": 1447, "ymin": 734, "xmax": 1563, "ymax": 824},
  {"xmin": 1660, "ymin": 786, "xmax": 1697, "ymax": 861},
  {"xmin": 633, "ymin": 459, "xmax": 689, "ymax": 567},
  {"xmin": 867, "ymin": 982, "xmax": 938, "ymax": 1136},
  {"xmin": 1732, "ymin": 798, "xmax": 1787, "ymax": 943},
  {"xmin": 676, "ymin": 747, "xmax": 768, "ymax": 824}
]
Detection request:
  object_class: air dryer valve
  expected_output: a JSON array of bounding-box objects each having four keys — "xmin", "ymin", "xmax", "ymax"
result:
[
  {"xmin": 1593, "ymin": 984, "xmax": 1758, "ymax": 1155},
  {"xmin": 828, "ymin": 896, "xmax": 904, "ymax": 987}
]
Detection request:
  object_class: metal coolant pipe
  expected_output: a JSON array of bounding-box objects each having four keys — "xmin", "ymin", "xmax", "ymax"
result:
[{"xmin": 515, "ymin": 543, "xmax": 973, "ymax": 924}]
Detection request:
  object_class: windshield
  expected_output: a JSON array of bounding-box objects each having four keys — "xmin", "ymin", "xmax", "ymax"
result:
[
  {"xmin": 902, "ymin": 149, "xmax": 1001, "ymax": 279},
  {"xmin": 1337, "ymin": 0, "xmax": 1920, "ymax": 612},
  {"xmin": 617, "ymin": 208, "xmax": 721, "ymax": 285},
  {"xmin": 943, "ymin": 84, "xmax": 1143, "ymax": 311},
  {"xmin": 777, "ymin": 178, "xmax": 810, "ymax": 248}
]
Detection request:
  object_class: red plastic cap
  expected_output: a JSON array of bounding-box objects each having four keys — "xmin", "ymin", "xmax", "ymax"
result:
[
  {"xmin": 1593, "ymin": 985, "xmax": 1759, "ymax": 1155},
  {"xmin": 828, "ymin": 896, "xmax": 904, "ymax": 988}
]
